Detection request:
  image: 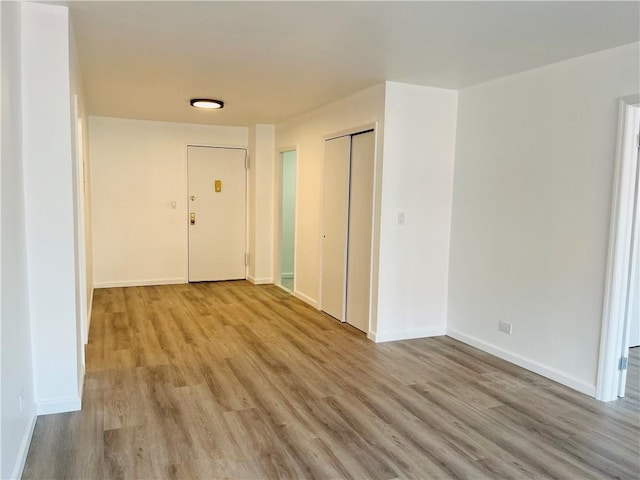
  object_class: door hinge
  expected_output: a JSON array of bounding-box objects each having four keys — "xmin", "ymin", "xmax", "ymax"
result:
[
  {"xmin": 619, "ymin": 356, "xmax": 628, "ymax": 371},
  {"xmin": 244, "ymin": 253, "xmax": 249, "ymax": 266}
]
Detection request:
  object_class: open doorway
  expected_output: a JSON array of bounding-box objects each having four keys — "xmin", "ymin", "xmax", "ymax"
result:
[
  {"xmin": 279, "ymin": 150, "xmax": 297, "ymax": 292},
  {"xmin": 597, "ymin": 95, "xmax": 639, "ymax": 401}
]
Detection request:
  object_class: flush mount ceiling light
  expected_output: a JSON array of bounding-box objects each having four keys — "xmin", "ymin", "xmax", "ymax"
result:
[{"xmin": 190, "ymin": 98, "xmax": 224, "ymax": 109}]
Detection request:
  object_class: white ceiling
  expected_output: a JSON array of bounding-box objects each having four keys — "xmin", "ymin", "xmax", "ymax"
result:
[{"xmin": 64, "ymin": 1, "xmax": 639, "ymax": 126}]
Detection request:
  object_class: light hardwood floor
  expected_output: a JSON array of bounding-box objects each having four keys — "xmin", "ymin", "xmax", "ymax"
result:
[{"xmin": 23, "ymin": 281, "xmax": 640, "ymax": 479}]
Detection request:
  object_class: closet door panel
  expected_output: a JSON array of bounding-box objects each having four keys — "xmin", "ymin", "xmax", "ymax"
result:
[
  {"xmin": 346, "ymin": 131, "xmax": 375, "ymax": 332},
  {"xmin": 321, "ymin": 136, "xmax": 351, "ymax": 321}
]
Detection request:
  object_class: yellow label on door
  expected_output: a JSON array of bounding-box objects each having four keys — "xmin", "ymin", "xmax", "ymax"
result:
[{"xmin": 215, "ymin": 180, "xmax": 222, "ymax": 192}]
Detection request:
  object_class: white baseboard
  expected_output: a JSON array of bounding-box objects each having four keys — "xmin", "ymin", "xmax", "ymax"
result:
[
  {"xmin": 94, "ymin": 278, "xmax": 187, "ymax": 288},
  {"xmin": 370, "ymin": 326, "xmax": 447, "ymax": 343},
  {"xmin": 247, "ymin": 276, "xmax": 273, "ymax": 285},
  {"xmin": 281, "ymin": 272, "xmax": 294, "ymax": 279},
  {"xmin": 11, "ymin": 413, "xmax": 37, "ymax": 480},
  {"xmin": 446, "ymin": 329, "xmax": 596, "ymax": 397},
  {"xmin": 293, "ymin": 290, "xmax": 318, "ymax": 309},
  {"xmin": 36, "ymin": 396, "xmax": 82, "ymax": 415}
]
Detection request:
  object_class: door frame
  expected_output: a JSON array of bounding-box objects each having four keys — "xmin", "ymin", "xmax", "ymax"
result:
[
  {"xmin": 273, "ymin": 146, "xmax": 298, "ymax": 292},
  {"xmin": 185, "ymin": 144, "xmax": 249, "ymax": 282},
  {"xmin": 318, "ymin": 122, "xmax": 378, "ymax": 331},
  {"xmin": 596, "ymin": 94, "xmax": 640, "ymax": 401},
  {"xmin": 73, "ymin": 95, "xmax": 88, "ymax": 351}
]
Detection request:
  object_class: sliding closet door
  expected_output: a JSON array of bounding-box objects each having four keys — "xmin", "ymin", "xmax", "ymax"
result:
[
  {"xmin": 346, "ymin": 131, "xmax": 375, "ymax": 332},
  {"xmin": 321, "ymin": 136, "xmax": 351, "ymax": 321}
]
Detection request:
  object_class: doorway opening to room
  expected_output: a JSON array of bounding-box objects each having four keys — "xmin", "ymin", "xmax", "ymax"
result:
[
  {"xmin": 597, "ymin": 95, "xmax": 639, "ymax": 401},
  {"xmin": 278, "ymin": 149, "xmax": 297, "ymax": 293}
]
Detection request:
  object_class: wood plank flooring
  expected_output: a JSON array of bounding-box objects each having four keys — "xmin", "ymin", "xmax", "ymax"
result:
[{"xmin": 23, "ymin": 281, "xmax": 640, "ymax": 479}]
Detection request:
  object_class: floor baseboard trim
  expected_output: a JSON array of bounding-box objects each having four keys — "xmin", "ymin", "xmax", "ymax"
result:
[
  {"xmin": 11, "ymin": 413, "xmax": 37, "ymax": 480},
  {"xmin": 247, "ymin": 276, "xmax": 273, "ymax": 285},
  {"xmin": 281, "ymin": 272, "xmax": 294, "ymax": 279},
  {"xmin": 446, "ymin": 329, "xmax": 596, "ymax": 397},
  {"xmin": 94, "ymin": 278, "xmax": 187, "ymax": 288},
  {"xmin": 371, "ymin": 327, "xmax": 447, "ymax": 343},
  {"xmin": 36, "ymin": 396, "xmax": 82, "ymax": 415},
  {"xmin": 293, "ymin": 290, "xmax": 318, "ymax": 309}
]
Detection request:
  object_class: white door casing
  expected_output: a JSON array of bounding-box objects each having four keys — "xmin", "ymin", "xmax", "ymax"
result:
[
  {"xmin": 628, "ymin": 187, "xmax": 640, "ymax": 348},
  {"xmin": 188, "ymin": 146, "xmax": 247, "ymax": 282},
  {"xmin": 597, "ymin": 95, "xmax": 640, "ymax": 401}
]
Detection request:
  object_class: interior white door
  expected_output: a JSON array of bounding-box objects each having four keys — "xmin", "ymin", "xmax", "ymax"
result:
[
  {"xmin": 321, "ymin": 136, "xmax": 351, "ymax": 320},
  {"xmin": 188, "ymin": 146, "xmax": 246, "ymax": 282},
  {"xmin": 346, "ymin": 131, "xmax": 375, "ymax": 332}
]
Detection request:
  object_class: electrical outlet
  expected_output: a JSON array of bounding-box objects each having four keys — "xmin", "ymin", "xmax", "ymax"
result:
[
  {"xmin": 19, "ymin": 388, "xmax": 24, "ymax": 414},
  {"xmin": 498, "ymin": 320, "xmax": 512, "ymax": 335}
]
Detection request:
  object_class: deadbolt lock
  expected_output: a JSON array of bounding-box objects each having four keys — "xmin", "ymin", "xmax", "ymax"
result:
[
  {"xmin": 190, "ymin": 212, "xmax": 195, "ymax": 225},
  {"xmin": 190, "ymin": 195, "xmax": 196, "ymax": 201}
]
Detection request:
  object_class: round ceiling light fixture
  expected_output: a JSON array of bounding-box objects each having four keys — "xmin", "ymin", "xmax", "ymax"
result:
[{"xmin": 190, "ymin": 98, "xmax": 224, "ymax": 109}]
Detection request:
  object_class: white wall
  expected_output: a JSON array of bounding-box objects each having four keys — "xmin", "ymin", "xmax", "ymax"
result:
[
  {"xmin": 22, "ymin": 1, "xmax": 82, "ymax": 415},
  {"xmin": 89, "ymin": 116, "xmax": 247, "ymax": 287},
  {"xmin": 0, "ymin": 2, "xmax": 36, "ymax": 478},
  {"xmin": 280, "ymin": 151, "xmax": 296, "ymax": 277},
  {"xmin": 247, "ymin": 124, "xmax": 274, "ymax": 284},
  {"xmin": 275, "ymin": 83, "xmax": 386, "ymax": 310},
  {"xmin": 448, "ymin": 42, "xmax": 640, "ymax": 396},
  {"xmin": 375, "ymin": 82, "xmax": 458, "ymax": 342}
]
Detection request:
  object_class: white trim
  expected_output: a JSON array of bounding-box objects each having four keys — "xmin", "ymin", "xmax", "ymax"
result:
[
  {"xmin": 247, "ymin": 276, "xmax": 272, "ymax": 285},
  {"xmin": 10, "ymin": 414, "xmax": 37, "ymax": 480},
  {"xmin": 36, "ymin": 396, "xmax": 82, "ymax": 415},
  {"xmin": 293, "ymin": 290, "xmax": 318, "ymax": 309},
  {"xmin": 73, "ymin": 96, "xmax": 89, "ymax": 352},
  {"xmin": 596, "ymin": 95, "xmax": 640, "ymax": 401},
  {"xmin": 85, "ymin": 286, "xmax": 94, "ymax": 344},
  {"xmin": 323, "ymin": 122, "xmax": 377, "ymax": 142},
  {"xmin": 94, "ymin": 278, "xmax": 187, "ymax": 288},
  {"xmin": 371, "ymin": 326, "xmax": 446, "ymax": 343},
  {"xmin": 448, "ymin": 329, "xmax": 596, "ymax": 397}
]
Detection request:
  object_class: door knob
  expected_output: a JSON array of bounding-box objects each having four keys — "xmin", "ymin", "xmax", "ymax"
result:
[
  {"xmin": 190, "ymin": 195, "xmax": 196, "ymax": 201},
  {"xmin": 190, "ymin": 212, "xmax": 195, "ymax": 225}
]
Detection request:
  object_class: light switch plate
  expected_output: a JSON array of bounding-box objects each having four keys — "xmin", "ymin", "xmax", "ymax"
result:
[{"xmin": 499, "ymin": 320, "xmax": 512, "ymax": 335}]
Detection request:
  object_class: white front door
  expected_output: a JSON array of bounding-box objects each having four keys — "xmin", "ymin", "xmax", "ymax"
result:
[{"xmin": 188, "ymin": 146, "xmax": 246, "ymax": 282}]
